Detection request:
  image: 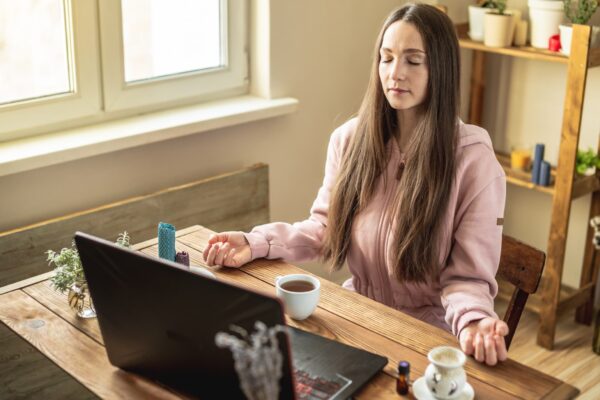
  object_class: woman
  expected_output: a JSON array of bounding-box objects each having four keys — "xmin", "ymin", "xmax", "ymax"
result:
[{"xmin": 203, "ymin": 3, "xmax": 508, "ymax": 366}]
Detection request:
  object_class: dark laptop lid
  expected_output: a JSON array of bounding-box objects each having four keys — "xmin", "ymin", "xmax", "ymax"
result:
[{"xmin": 74, "ymin": 231, "xmax": 295, "ymax": 399}]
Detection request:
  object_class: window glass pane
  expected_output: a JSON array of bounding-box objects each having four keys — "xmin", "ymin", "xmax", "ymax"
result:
[
  {"xmin": 121, "ymin": 0, "xmax": 222, "ymax": 83},
  {"xmin": 0, "ymin": 0, "xmax": 71, "ymax": 106}
]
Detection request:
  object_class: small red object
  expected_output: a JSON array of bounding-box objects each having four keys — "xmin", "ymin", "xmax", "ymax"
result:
[{"xmin": 549, "ymin": 34, "xmax": 561, "ymax": 52}]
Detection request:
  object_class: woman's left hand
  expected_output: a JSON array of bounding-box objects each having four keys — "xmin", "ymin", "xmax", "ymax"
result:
[{"xmin": 458, "ymin": 317, "xmax": 508, "ymax": 366}]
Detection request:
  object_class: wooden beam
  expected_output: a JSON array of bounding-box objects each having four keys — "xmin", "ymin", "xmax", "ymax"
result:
[
  {"xmin": 468, "ymin": 50, "xmax": 486, "ymax": 126},
  {"xmin": 557, "ymin": 282, "xmax": 595, "ymax": 315},
  {"xmin": 537, "ymin": 25, "xmax": 592, "ymax": 350}
]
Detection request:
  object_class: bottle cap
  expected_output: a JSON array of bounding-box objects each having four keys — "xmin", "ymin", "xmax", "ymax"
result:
[{"xmin": 397, "ymin": 360, "xmax": 410, "ymax": 374}]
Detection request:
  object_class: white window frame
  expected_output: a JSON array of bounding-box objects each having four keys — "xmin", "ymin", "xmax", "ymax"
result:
[
  {"xmin": 98, "ymin": 0, "xmax": 248, "ymax": 112},
  {"xmin": 0, "ymin": 0, "xmax": 102, "ymax": 141},
  {"xmin": 0, "ymin": 0, "xmax": 248, "ymax": 141}
]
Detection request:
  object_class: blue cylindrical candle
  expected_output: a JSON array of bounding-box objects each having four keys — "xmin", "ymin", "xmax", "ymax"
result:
[
  {"xmin": 531, "ymin": 143, "xmax": 545, "ymax": 184},
  {"xmin": 158, "ymin": 222, "xmax": 176, "ymax": 261},
  {"xmin": 539, "ymin": 161, "xmax": 551, "ymax": 186},
  {"xmin": 532, "ymin": 161, "xmax": 541, "ymax": 184},
  {"xmin": 534, "ymin": 143, "xmax": 545, "ymax": 162}
]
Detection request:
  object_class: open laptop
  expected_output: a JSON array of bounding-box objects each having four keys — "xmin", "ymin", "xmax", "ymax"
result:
[{"xmin": 74, "ymin": 232, "xmax": 387, "ymax": 399}]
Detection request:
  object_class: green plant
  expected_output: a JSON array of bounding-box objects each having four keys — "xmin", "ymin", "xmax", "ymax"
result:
[
  {"xmin": 480, "ymin": 0, "xmax": 507, "ymax": 14},
  {"xmin": 564, "ymin": 0, "xmax": 599, "ymax": 24},
  {"xmin": 576, "ymin": 147, "xmax": 600, "ymax": 175},
  {"xmin": 47, "ymin": 231, "xmax": 131, "ymax": 293}
]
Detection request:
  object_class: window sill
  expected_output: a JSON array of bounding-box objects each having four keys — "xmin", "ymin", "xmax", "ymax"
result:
[{"xmin": 0, "ymin": 95, "xmax": 299, "ymax": 177}]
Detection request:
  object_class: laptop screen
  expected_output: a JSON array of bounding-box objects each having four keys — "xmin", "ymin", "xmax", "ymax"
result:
[{"xmin": 75, "ymin": 232, "xmax": 295, "ymax": 399}]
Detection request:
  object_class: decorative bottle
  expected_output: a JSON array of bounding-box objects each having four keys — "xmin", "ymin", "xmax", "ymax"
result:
[{"xmin": 396, "ymin": 360, "xmax": 410, "ymax": 395}]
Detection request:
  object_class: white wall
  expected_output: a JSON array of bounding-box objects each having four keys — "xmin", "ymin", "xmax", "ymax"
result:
[{"xmin": 1, "ymin": 0, "xmax": 599, "ymax": 289}]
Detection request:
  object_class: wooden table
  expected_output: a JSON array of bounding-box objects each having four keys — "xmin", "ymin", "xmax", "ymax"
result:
[{"xmin": 0, "ymin": 225, "xmax": 579, "ymax": 399}]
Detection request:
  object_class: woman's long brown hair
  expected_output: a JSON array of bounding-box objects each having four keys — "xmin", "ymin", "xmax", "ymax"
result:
[{"xmin": 323, "ymin": 4, "xmax": 460, "ymax": 283}]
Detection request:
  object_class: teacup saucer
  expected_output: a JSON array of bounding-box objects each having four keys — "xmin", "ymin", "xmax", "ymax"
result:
[{"xmin": 412, "ymin": 377, "xmax": 474, "ymax": 400}]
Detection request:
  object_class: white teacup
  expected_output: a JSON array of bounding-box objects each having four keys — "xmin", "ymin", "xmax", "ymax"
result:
[
  {"xmin": 275, "ymin": 274, "xmax": 320, "ymax": 320},
  {"xmin": 424, "ymin": 346, "xmax": 467, "ymax": 400}
]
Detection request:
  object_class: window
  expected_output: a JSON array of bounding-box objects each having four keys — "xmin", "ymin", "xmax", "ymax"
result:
[{"xmin": 0, "ymin": 0, "xmax": 248, "ymax": 141}]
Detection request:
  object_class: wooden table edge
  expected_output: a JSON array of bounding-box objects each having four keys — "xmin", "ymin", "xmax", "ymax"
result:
[
  {"xmin": 0, "ymin": 271, "xmax": 54, "ymax": 296},
  {"xmin": 541, "ymin": 382, "xmax": 580, "ymax": 400}
]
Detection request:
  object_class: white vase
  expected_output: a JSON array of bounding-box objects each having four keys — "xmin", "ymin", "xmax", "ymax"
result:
[{"xmin": 528, "ymin": 0, "xmax": 565, "ymax": 49}]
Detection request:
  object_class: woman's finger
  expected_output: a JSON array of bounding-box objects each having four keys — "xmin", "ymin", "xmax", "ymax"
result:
[
  {"xmin": 474, "ymin": 333, "xmax": 484, "ymax": 362},
  {"xmin": 494, "ymin": 334, "xmax": 508, "ymax": 361},
  {"xmin": 206, "ymin": 244, "xmax": 220, "ymax": 266},
  {"xmin": 202, "ymin": 244, "xmax": 211, "ymax": 262},
  {"xmin": 225, "ymin": 248, "xmax": 238, "ymax": 267},
  {"xmin": 460, "ymin": 331, "xmax": 475, "ymax": 355},
  {"xmin": 214, "ymin": 243, "xmax": 231, "ymax": 266},
  {"xmin": 495, "ymin": 320, "xmax": 509, "ymax": 337},
  {"xmin": 484, "ymin": 334, "xmax": 497, "ymax": 366}
]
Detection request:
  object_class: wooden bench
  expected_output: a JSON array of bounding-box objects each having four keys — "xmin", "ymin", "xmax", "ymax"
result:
[{"xmin": 0, "ymin": 163, "xmax": 269, "ymax": 288}]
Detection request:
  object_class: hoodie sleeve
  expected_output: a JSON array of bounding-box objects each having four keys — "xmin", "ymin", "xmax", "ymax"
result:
[
  {"xmin": 441, "ymin": 145, "xmax": 506, "ymax": 338},
  {"xmin": 243, "ymin": 122, "xmax": 349, "ymax": 262}
]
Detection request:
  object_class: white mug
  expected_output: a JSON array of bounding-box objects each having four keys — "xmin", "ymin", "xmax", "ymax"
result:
[{"xmin": 275, "ymin": 274, "xmax": 320, "ymax": 320}]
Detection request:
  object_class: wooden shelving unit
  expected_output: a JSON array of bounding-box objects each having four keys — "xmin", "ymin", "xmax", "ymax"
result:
[
  {"xmin": 457, "ymin": 22, "xmax": 600, "ymax": 350},
  {"xmin": 495, "ymin": 151, "xmax": 600, "ymax": 198}
]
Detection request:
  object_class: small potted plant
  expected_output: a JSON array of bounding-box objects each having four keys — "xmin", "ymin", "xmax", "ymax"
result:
[
  {"xmin": 560, "ymin": 0, "xmax": 599, "ymax": 55},
  {"xmin": 575, "ymin": 147, "xmax": 600, "ymax": 176},
  {"xmin": 469, "ymin": 1, "xmax": 500, "ymax": 41},
  {"xmin": 483, "ymin": 0, "xmax": 516, "ymax": 47},
  {"xmin": 47, "ymin": 231, "xmax": 131, "ymax": 318}
]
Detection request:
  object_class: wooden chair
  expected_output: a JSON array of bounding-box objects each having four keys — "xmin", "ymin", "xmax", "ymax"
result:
[{"xmin": 497, "ymin": 235, "xmax": 546, "ymax": 350}]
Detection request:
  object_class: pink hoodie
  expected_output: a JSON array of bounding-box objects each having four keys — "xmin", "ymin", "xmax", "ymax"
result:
[{"xmin": 244, "ymin": 118, "xmax": 506, "ymax": 337}]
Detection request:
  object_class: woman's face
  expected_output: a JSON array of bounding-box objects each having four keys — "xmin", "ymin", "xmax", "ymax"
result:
[{"xmin": 378, "ymin": 21, "xmax": 428, "ymax": 113}]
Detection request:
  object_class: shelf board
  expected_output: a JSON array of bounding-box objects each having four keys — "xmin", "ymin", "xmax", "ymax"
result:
[
  {"xmin": 456, "ymin": 22, "xmax": 600, "ymax": 68},
  {"xmin": 495, "ymin": 151, "xmax": 600, "ymax": 198},
  {"xmin": 572, "ymin": 172, "xmax": 600, "ymax": 199},
  {"xmin": 456, "ymin": 23, "xmax": 569, "ymax": 64},
  {"xmin": 495, "ymin": 151, "xmax": 555, "ymax": 195}
]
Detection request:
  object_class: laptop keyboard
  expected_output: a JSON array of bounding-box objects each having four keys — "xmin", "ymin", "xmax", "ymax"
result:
[{"xmin": 294, "ymin": 368, "xmax": 351, "ymax": 400}]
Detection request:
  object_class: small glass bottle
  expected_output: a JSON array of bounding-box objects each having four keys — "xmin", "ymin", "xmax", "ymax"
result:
[{"xmin": 396, "ymin": 360, "xmax": 410, "ymax": 395}]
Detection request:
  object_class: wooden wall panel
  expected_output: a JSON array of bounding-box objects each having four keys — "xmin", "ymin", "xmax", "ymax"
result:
[{"xmin": 0, "ymin": 164, "xmax": 269, "ymax": 287}]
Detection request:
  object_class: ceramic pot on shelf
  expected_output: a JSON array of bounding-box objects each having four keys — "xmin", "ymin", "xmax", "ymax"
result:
[
  {"xmin": 484, "ymin": 11, "xmax": 517, "ymax": 47},
  {"xmin": 528, "ymin": 0, "xmax": 565, "ymax": 49},
  {"xmin": 468, "ymin": 4, "xmax": 490, "ymax": 41},
  {"xmin": 560, "ymin": 24, "xmax": 600, "ymax": 55}
]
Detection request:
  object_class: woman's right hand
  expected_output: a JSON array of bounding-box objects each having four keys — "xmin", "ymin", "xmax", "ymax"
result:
[{"xmin": 202, "ymin": 231, "xmax": 252, "ymax": 268}]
